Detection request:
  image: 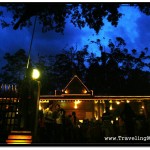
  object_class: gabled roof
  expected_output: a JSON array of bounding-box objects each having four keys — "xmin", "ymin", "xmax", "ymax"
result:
[{"xmin": 62, "ymin": 75, "xmax": 91, "ymax": 95}]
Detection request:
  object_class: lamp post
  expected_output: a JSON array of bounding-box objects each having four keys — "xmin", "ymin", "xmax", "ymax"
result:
[{"xmin": 31, "ymin": 68, "xmax": 40, "ymax": 143}]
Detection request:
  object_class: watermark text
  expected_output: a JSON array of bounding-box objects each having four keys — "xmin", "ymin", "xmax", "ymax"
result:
[{"xmin": 104, "ymin": 136, "xmax": 150, "ymax": 141}]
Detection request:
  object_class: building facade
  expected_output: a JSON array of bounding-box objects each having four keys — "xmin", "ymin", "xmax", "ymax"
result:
[{"xmin": 40, "ymin": 75, "xmax": 150, "ymax": 121}]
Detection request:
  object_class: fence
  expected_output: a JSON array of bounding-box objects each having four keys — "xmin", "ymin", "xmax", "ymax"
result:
[{"xmin": 0, "ymin": 84, "xmax": 21, "ymax": 142}]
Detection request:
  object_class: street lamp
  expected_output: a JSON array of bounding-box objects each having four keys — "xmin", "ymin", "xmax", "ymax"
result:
[
  {"xmin": 32, "ymin": 69, "xmax": 40, "ymax": 80},
  {"xmin": 31, "ymin": 68, "xmax": 40, "ymax": 143}
]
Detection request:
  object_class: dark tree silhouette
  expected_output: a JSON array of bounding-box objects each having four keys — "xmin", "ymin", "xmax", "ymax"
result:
[
  {"xmin": 35, "ymin": 55, "xmax": 55, "ymax": 94},
  {"xmin": 52, "ymin": 53, "xmax": 74, "ymax": 90},
  {"xmin": 86, "ymin": 37, "xmax": 150, "ymax": 95},
  {"xmin": 74, "ymin": 46, "xmax": 89, "ymax": 81},
  {"xmin": 0, "ymin": 3, "xmax": 150, "ymax": 33},
  {"xmin": 1, "ymin": 37, "xmax": 150, "ymax": 95},
  {"xmin": 0, "ymin": 49, "xmax": 28, "ymax": 84}
]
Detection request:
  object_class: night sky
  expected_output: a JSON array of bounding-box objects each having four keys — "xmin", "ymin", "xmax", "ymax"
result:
[{"xmin": 0, "ymin": 4, "xmax": 150, "ymax": 67}]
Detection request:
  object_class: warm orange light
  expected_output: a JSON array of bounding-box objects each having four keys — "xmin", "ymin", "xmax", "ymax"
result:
[
  {"xmin": 65, "ymin": 90, "xmax": 68, "ymax": 94},
  {"xmin": 83, "ymin": 90, "xmax": 87, "ymax": 94},
  {"xmin": 111, "ymin": 120, "xmax": 114, "ymax": 124},
  {"xmin": 109, "ymin": 104, "xmax": 113, "ymax": 110},
  {"xmin": 11, "ymin": 131, "xmax": 31, "ymax": 134},
  {"xmin": 94, "ymin": 100, "xmax": 98, "ymax": 104},
  {"xmin": 116, "ymin": 101, "xmax": 120, "ymax": 105},
  {"xmin": 74, "ymin": 104, "xmax": 77, "ymax": 109},
  {"xmin": 74, "ymin": 100, "xmax": 81, "ymax": 109},
  {"xmin": 95, "ymin": 116, "xmax": 98, "ymax": 120},
  {"xmin": 77, "ymin": 100, "xmax": 81, "ymax": 104},
  {"xmin": 142, "ymin": 105, "xmax": 144, "ymax": 109},
  {"xmin": 116, "ymin": 117, "xmax": 118, "ymax": 121},
  {"xmin": 40, "ymin": 100, "xmax": 49, "ymax": 103},
  {"xmin": 39, "ymin": 104, "xmax": 42, "ymax": 110},
  {"xmin": 79, "ymin": 120, "xmax": 83, "ymax": 123},
  {"xmin": 6, "ymin": 105, "xmax": 9, "ymax": 109},
  {"xmin": 6, "ymin": 139, "xmax": 32, "ymax": 144},
  {"xmin": 6, "ymin": 131, "xmax": 32, "ymax": 144},
  {"xmin": 103, "ymin": 109, "xmax": 106, "ymax": 113},
  {"xmin": 126, "ymin": 100, "xmax": 130, "ymax": 103},
  {"xmin": 8, "ymin": 135, "xmax": 32, "ymax": 140},
  {"xmin": 6, "ymin": 135, "xmax": 32, "ymax": 144}
]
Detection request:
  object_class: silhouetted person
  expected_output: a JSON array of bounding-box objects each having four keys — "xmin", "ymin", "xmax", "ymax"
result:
[
  {"xmin": 38, "ymin": 109, "xmax": 45, "ymax": 143},
  {"xmin": 43, "ymin": 103, "xmax": 54, "ymax": 142},
  {"xmin": 64, "ymin": 115, "xmax": 74, "ymax": 142},
  {"xmin": 102, "ymin": 106, "xmax": 112, "ymax": 122},
  {"xmin": 120, "ymin": 103, "xmax": 135, "ymax": 136},
  {"xmin": 71, "ymin": 112, "xmax": 79, "ymax": 142},
  {"xmin": 52, "ymin": 104, "xmax": 65, "ymax": 142},
  {"xmin": 102, "ymin": 106, "xmax": 113, "ymax": 137},
  {"xmin": 71, "ymin": 111, "xmax": 77, "ymax": 126}
]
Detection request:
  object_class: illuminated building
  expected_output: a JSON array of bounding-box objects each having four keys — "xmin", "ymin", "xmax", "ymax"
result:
[{"xmin": 40, "ymin": 75, "xmax": 150, "ymax": 120}]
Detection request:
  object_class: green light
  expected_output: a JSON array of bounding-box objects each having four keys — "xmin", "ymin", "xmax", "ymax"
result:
[{"xmin": 32, "ymin": 69, "xmax": 40, "ymax": 80}]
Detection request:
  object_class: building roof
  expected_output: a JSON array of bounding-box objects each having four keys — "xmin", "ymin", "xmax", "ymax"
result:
[
  {"xmin": 62, "ymin": 75, "xmax": 91, "ymax": 95},
  {"xmin": 40, "ymin": 95, "xmax": 150, "ymax": 101},
  {"xmin": 40, "ymin": 75, "xmax": 150, "ymax": 101}
]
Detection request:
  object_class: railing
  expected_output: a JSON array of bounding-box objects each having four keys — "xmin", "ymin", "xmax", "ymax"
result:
[
  {"xmin": 0, "ymin": 84, "xmax": 18, "ymax": 97},
  {"xmin": 0, "ymin": 84, "xmax": 21, "ymax": 143}
]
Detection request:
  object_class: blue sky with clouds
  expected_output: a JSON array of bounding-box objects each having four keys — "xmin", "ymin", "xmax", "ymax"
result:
[{"xmin": 0, "ymin": 4, "xmax": 150, "ymax": 67}]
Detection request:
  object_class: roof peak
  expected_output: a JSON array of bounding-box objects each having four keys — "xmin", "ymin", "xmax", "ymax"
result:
[{"xmin": 62, "ymin": 75, "xmax": 90, "ymax": 94}]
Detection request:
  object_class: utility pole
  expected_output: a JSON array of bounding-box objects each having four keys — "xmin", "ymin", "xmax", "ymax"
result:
[
  {"xmin": 26, "ymin": 16, "xmax": 37, "ymax": 70},
  {"xmin": 20, "ymin": 16, "xmax": 37, "ymax": 131}
]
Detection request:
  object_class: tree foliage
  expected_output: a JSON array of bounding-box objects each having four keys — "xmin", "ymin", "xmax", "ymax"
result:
[
  {"xmin": 1, "ymin": 37, "xmax": 150, "ymax": 95},
  {"xmin": 0, "ymin": 3, "xmax": 150, "ymax": 33},
  {"xmin": 0, "ymin": 49, "xmax": 28, "ymax": 84},
  {"xmin": 86, "ymin": 37, "xmax": 150, "ymax": 95}
]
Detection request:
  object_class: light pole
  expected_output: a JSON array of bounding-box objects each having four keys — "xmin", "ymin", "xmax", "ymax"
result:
[{"xmin": 31, "ymin": 68, "xmax": 40, "ymax": 143}]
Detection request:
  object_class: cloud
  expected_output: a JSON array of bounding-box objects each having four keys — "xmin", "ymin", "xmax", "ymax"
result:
[
  {"xmin": 101, "ymin": 6, "xmax": 141, "ymax": 50},
  {"xmin": 83, "ymin": 5, "xmax": 147, "ymax": 56},
  {"xmin": 134, "ymin": 12, "xmax": 150, "ymax": 53},
  {"xmin": 0, "ymin": 26, "xmax": 31, "ymax": 52},
  {"xmin": 68, "ymin": 5, "xmax": 144, "ymax": 56},
  {"xmin": 1, "ymin": 4, "xmax": 150, "ymax": 67},
  {"xmin": 27, "ymin": 18, "xmax": 92, "ymax": 59}
]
